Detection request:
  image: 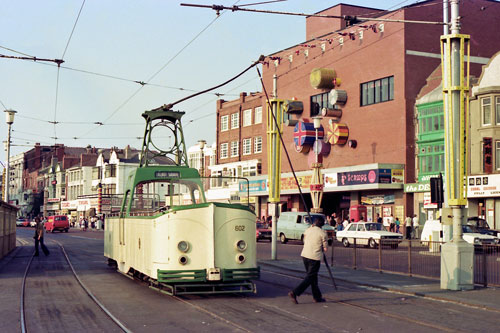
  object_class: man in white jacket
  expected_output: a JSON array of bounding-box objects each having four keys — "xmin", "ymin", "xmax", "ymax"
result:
[{"xmin": 288, "ymin": 215, "xmax": 328, "ymax": 304}]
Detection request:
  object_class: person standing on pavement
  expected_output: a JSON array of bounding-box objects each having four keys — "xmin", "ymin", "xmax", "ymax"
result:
[
  {"xmin": 389, "ymin": 214, "xmax": 395, "ymax": 232},
  {"xmin": 405, "ymin": 216, "xmax": 412, "ymax": 240},
  {"xmin": 34, "ymin": 217, "xmax": 50, "ymax": 256},
  {"xmin": 412, "ymin": 214, "xmax": 420, "ymax": 239},
  {"xmin": 376, "ymin": 213, "xmax": 383, "ymax": 224},
  {"xmin": 288, "ymin": 215, "xmax": 328, "ymax": 304}
]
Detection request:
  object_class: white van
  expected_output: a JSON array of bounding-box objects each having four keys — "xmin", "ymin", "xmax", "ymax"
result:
[
  {"xmin": 421, "ymin": 219, "xmax": 499, "ymax": 246},
  {"xmin": 277, "ymin": 212, "xmax": 335, "ymax": 245}
]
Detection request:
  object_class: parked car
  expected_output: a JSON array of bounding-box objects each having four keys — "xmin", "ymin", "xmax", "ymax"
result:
[
  {"xmin": 336, "ymin": 222, "xmax": 403, "ymax": 248},
  {"xmin": 466, "ymin": 217, "xmax": 499, "ymax": 237},
  {"xmin": 421, "ymin": 219, "xmax": 499, "ymax": 248},
  {"xmin": 256, "ymin": 222, "xmax": 272, "ymax": 242},
  {"xmin": 16, "ymin": 218, "xmax": 26, "ymax": 227},
  {"xmin": 277, "ymin": 212, "xmax": 335, "ymax": 245},
  {"xmin": 45, "ymin": 215, "xmax": 70, "ymax": 233}
]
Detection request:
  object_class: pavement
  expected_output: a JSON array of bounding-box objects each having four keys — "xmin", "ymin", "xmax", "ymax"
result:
[{"xmin": 259, "ymin": 258, "xmax": 500, "ymax": 313}]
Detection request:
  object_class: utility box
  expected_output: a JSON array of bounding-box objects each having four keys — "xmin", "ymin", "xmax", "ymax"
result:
[{"xmin": 349, "ymin": 205, "xmax": 367, "ymax": 222}]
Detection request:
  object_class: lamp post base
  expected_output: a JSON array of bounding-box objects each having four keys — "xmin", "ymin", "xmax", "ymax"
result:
[{"xmin": 440, "ymin": 240, "xmax": 474, "ymax": 290}]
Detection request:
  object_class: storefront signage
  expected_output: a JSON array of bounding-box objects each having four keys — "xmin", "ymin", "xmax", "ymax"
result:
[
  {"xmin": 361, "ymin": 194, "xmax": 395, "ymax": 205},
  {"xmin": 239, "ymin": 179, "xmax": 267, "ymax": 194},
  {"xmin": 281, "ymin": 175, "xmax": 312, "ymax": 190},
  {"xmin": 391, "ymin": 169, "xmax": 404, "ymax": 184},
  {"xmin": 323, "ymin": 173, "xmax": 338, "ymax": 188},
  {"xmin": 404, "ymin": 183, "xmax": 430, "ymax": 193},
  {"xmin": 47, "ymin": 198, "xmax": 60, "ymax": 203},
  {"xmin": 467, "ymin": 174, "xmax": 500, "ymax": 198},
  {"xmin": 337, "ymin": 169, "xmax": 391, "ymax": 186},
  {"xmin": 418, "ymin": 173, "xmax": 440, "ymax": 183},
  {"xmin": 61, "ymin": 200, "xmax": 78, "ymax": 210},
  {"xmin": 423, "ymin": 192, "xmax": 437, "ymax": 208}
]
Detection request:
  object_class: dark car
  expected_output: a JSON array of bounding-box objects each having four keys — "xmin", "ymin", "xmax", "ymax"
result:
[
  {"xmin": 466, "ymin": 217, "xmax": 499, "ymax": 237},
  {"xmin": 256, "ymin": 222, "xmax": 272, "ymax": 242}
]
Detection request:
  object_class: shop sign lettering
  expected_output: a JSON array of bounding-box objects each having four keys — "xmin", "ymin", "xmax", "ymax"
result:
[{"xmin": 404, "ymin": 183, "xmax": 430, "ymax": 193}]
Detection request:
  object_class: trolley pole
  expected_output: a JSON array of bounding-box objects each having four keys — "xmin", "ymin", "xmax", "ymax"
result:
[{"xmin": 440, "ymin": 0, "xmax": 474, "ymax": 290}]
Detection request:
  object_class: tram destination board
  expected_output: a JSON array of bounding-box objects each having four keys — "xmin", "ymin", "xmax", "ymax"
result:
[{"xmin": 155, "ymin": 171, "xmax": 180, "ymax": 178}]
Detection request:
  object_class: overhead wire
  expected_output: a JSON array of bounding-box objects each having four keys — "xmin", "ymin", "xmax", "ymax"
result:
[{"xmin": 61, "ymin": 0, "xmax": 86, "ymax": 59}]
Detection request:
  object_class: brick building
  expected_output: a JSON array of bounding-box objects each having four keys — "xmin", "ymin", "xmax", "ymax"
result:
[{"xmin": 217, "ymin": 0, "xmax": 500, "ymax": 221}]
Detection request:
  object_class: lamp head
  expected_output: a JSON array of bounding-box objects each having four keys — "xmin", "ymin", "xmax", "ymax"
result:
[
  {"xmin": 198, "ymin": 139, "xmax": 206, "ymax": 150},
  {"xmin": 312, "ymin": 116, "xmax": 322, "ymax": 129},
  {"xmin": 4, "ymin": 109, "xmax": 17, "ymax": 125}
]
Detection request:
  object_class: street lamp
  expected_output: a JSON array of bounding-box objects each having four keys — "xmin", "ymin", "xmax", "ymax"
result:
[
  {"xmin": 198, "ymin": 140, "xmax": 206, "ymax": 177},
  {"xmin": 4, "ymin": 109, "xmax": 17, "ymax": 203}
]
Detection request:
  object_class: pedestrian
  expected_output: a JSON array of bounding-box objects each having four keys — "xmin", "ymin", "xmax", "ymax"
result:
[
  {"xmin": 405, "ymin": 216, "xmax": 412, "ymax": 240},
  {"xmin": 412, "ymin": 214, "xmax": 420, "ymax": 239},
  {"xmin": 389, "ymin": 214, "xmax": 395, "ymax": 232},
  {"xmin": 376, "ymin": 213, "xmax": 383, "ymax": 224},
  {"xmin": 332, "ymin": 212, "xmax": 340, "ymax": 227},
  {"xmin": 343, "ymin": 217, "xmax": 349, "ymax": 229},
  {"xmin": 84, "ymin": 218, "xmax": 88, "ymax": 231},
  {"xmin": 395, "ymin": 217, "xmax": 401, "ymax": 233},
  {"xmin": 288, "ymin": 215, "xmax": 328, "ymax": 304},
  {"xmin": 34, "ymin": 217, "xmax": 50, "ymax": 256},
  {"xmin": 80, "ymin": 218, "xmax": 85, "ymax": 231}
]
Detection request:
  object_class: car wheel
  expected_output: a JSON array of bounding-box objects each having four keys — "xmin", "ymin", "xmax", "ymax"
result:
[
  {"xmin": 342, "ymin": 238, "xmax": 349, "ymax": 247},
  {"xmin": 280, "ymin": 233, "xmax": 287, "ymax": 244},
  {"xmin": 369, "ymin": 238, "xmax": 377, "ymax": 249}
]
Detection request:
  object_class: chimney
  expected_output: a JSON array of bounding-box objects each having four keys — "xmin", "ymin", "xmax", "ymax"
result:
[{"xmin": 125, "ymin": 145, "xmax": 131, "ymax": 159}]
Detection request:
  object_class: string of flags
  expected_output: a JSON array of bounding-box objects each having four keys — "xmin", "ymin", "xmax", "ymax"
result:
[{"xmin": 260, "ymin": 24, "xmax": 383, "ymax": 67}]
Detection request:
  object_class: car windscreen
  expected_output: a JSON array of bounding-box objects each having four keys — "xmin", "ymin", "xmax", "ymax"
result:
[{"xmin": 365, "ymin": 223, "xmax": 383, "ymax": 231}]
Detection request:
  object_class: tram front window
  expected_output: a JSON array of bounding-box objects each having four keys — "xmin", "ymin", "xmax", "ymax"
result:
[{"xmin": 129, "ymin": 179, "xmax": 205, "ymax": 216}]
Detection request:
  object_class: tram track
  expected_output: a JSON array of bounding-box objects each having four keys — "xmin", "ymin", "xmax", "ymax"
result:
[{"xmin": 19, "ymin": 238, "xmax": 132, "ymax": 333}]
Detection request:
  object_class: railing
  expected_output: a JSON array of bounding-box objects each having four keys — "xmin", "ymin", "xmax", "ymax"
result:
[{"xmin": 329, "ymin": 238, "xmax": 500, "ymax": 287}]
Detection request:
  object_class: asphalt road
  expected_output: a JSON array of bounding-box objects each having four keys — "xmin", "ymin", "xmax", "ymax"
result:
[{"xmin": 1, "ymin": 227, "xmax": 498, "ymax": 332}]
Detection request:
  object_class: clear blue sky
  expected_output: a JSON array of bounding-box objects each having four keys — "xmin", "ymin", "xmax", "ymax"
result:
[{"xmin": 0, "ymin": 0, "xmax": 413, "ymax": 160}]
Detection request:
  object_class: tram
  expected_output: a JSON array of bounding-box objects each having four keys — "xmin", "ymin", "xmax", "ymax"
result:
[{"xmin": 104, "ymin": 107, "xmax": 259, "ymax": 295}]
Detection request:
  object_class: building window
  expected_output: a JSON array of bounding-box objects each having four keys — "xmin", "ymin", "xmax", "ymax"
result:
[
  {"xmin": 310, "ymin": 92, "xmax": 329, "ymax": 117},
  {"xmin": 242, "ymin": 165, "xmax": 257, "ymax": 177},
  {"xmin": 496, "ymin": 96, "xmax": 500, "ymax": 125},
  {"xmin": 254, "ymin": 106, "xmax": 262, "ymax": 124},
  {"xmin": 220, "ymin": 115, "xmax": 229, "ymax": 131},
  {"xmin": 482, "ymin": 97, "xmax": 491, "ymax": 126},
  {"xmin": 231, "ymin": 113, "xmax": 239, "ymax": 129},
  {"xmin": 418, "ymin": 144, "xmax": 444, "ymax": 174},
  {"xmin": 220, "ymin": 143, "xmax": 228, "ymax": 159},
  {"xmin": 361, "ymin": 76, "xmax": 394, "ymax": 106},
  {"xmin": 243, "ymin": 138, "xmax": 252, "ymax": 155},
  {"xmin": 243, "ymin": 109, "xmax": 252, "ymax": 127},
  {"xmin": 254, "ymin": 136, "xmax": 262, "ymax": 153},
  {"xmin": 231, "ymin": 141, "xmax": 239, "ymax": 157}
]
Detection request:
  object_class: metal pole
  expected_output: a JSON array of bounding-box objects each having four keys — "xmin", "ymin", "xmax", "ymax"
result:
[
  {"xmin": 5, "ymin": 123, "xmax": 11, "ymax": 203},
  {"xmin": 271, "ymin": 74, "xmax": 278, "ymax": 260}
]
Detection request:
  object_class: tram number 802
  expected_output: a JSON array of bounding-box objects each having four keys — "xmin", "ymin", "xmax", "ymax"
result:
[{"xmin": 235, "ymin": 225, "xmax": 245, "ymax": 231}]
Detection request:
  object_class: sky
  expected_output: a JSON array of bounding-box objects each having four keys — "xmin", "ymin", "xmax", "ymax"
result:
[{"xmin": 0, "ymin": 0, "xmax": 415, "ymax": 162}]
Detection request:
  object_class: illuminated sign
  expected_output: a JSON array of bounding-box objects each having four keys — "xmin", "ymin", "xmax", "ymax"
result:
[{"xmin": 155, "ymin": 171, "xmax": 180, "ymax": 178}]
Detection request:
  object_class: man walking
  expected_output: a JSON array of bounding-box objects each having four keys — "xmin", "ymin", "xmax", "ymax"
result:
[
  {"xmin": 34, "ymin": 217, "xmax": 50, "ymax": 256},
  {"xmin": 413, "ymin": 214, "xmax": 420, "ymax": 239},
  {"xmin": 405, "ymin": 215, "xmax": 412, "ymax": 240},
  {"xmin": 288, "ymin": 215, "xmax": 328, "ymax": 304}
]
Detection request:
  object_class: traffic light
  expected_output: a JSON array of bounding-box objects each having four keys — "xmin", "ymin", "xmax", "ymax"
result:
[{"xmin": 430, "ymin": 173, "xmax": 444, "ymax": 209}]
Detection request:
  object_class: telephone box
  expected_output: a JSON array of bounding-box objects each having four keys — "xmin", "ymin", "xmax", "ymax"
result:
[{"xmin": 349, "ymin": 205, "xmax": 367, "ymax": 222}]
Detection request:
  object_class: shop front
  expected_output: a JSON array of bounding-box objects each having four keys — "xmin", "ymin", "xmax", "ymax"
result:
[{"xmin": 467, "ymin": 174, "xmax": 500, "ymax": 230}]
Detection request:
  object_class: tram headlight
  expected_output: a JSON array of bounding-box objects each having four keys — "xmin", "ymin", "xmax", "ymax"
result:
[
  {"xmin": 236, "ymin": 254, "xmax": 246, "ymax": 264},
  {"xmin": 179, "ymin": 255, "xmax": 188, "ymax": 265},
  {"xmin": 177, "ymin": 241, "xmax": 189, "ymax": 253},
  {"xmin": 236, "ymin": 240, "xmax": 247, "ymax": 252}
]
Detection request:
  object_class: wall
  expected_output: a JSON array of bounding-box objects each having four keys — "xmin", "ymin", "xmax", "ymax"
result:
[{"xmin": 0, "ymin": 202, "xmax": 17, "ymax": 259}]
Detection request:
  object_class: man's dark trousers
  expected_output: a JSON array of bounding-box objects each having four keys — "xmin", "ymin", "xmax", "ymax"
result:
[
  {"xmin": 406, "ymin": 226, "xmax": 412, "ymax": 240},
  {"xmin": 35, "ymin": 237, "xmax": 50, "ymax": 256},
  {"xmin": 293, "ymin": 257, "xmax": 322, "ymax": 301}
]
